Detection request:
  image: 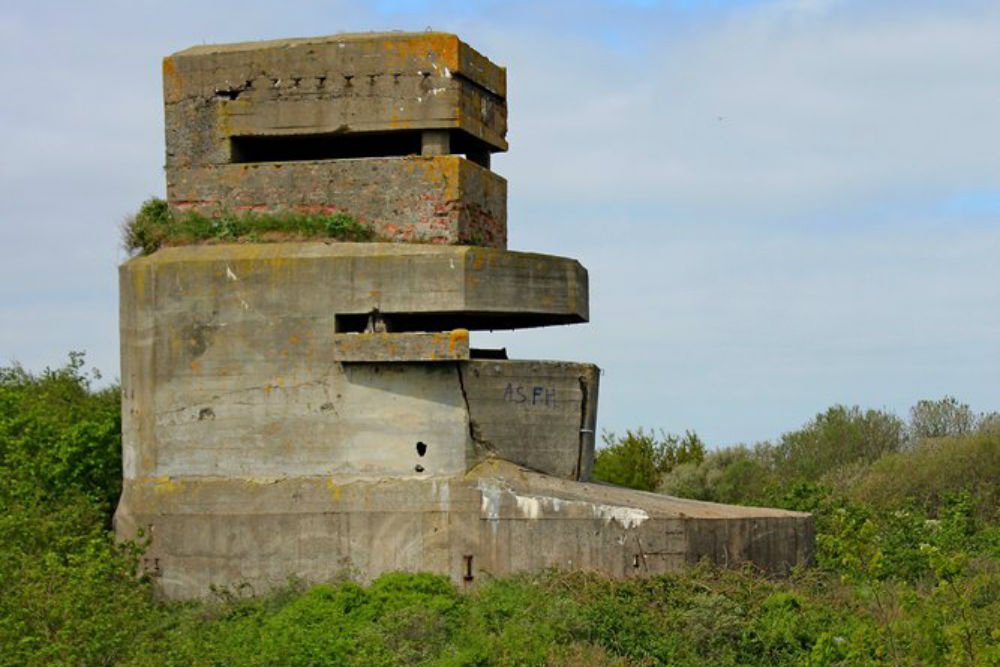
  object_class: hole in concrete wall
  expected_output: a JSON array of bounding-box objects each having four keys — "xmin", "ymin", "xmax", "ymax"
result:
[
  {"xmin": 414, "ymin": 464, "xmax": 425, "ymax": 473},
  {"xmin": 463, "ymin": 554, "xmax": 474, "ymax": 582},
  {"xmin": 416, "ymin": 441, "xmax": 427, "ymax": 457},
  {"xmin": 229, "ymin": 129, "xmax": 495, "ymax": 165},
  {"xmin": 633, "ymin": 554, "xmax": 641, "ymax": 569}
]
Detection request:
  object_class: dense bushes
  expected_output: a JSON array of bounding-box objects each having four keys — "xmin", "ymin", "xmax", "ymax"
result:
[
  {"xmin": 4, "ymin": 356, "xmax": 1000, "ymax": 665},
  {"xmin": 0, "ymin": 354, "xmax": 152, "ymax": 667},
  {"xmin": 593, "ymin": 429, "xmax": 705, "ymax": 491}
]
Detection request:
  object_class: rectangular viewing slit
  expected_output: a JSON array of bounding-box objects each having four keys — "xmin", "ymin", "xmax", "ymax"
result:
[
  {"xmin": 335, "ymin": 311, "xmax": 582, "ymax": 334},
  {"xmin": 230, "ymin": 129, "xmax": 495, "ymax": 165},
  {"xmin": 231, "ymin": 130, "xmax": 422, "ymax": 163}
]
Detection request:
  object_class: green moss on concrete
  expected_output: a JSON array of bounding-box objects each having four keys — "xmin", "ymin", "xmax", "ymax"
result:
[{"xmin": 123, "ymin": 198, "xmax": 377, "ymax": 255}]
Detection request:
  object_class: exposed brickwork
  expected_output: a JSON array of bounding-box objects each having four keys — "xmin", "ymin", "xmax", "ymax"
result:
[
  {"xmin": 166, "ymin": 156, "xmax": 507, "ymax": 248},
  {"xmin": 162, "ymin": 32, "xmax": 508, "ymax": 247}
]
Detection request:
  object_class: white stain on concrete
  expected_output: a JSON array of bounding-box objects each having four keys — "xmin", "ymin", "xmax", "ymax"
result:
[
  {"xmin": 595, "ymin": 504, "xmax": 649, "ymax": 530},
  {"xmin": 477, "ymin": 481, "xmax": 647, "ymax": 530},
  {"xmin": 478, "ymin": 480, "xmax": 503, "ymax": 521},
  {"xmin": 515, "ymin": 495, "xmax": 542, "ymax": 519},
  {"xmin": 432, "ymin": 480, "xmax": 450, "ymax": 512},
  {"xmin": 225, "ymin": 265, "xmax": 239, "ymax": 281}
]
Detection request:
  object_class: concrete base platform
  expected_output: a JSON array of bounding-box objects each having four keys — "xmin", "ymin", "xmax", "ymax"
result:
[{"xmin": 116, "ymin": 458, "xmax": 813, "ymax": 599}]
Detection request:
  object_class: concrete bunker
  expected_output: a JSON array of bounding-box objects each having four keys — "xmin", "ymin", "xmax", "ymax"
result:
[{"xmin": 116, "ymin": 32, "xmax": 813, "ymax": 599}]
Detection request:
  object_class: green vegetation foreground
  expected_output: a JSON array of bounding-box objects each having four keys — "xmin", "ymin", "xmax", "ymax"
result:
[{"xmin": 3, "ymin": 356, "xmax": 1000, "ymax": 666}]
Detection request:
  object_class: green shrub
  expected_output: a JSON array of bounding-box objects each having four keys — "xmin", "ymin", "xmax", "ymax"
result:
[
  {"xmin": 909, "ymin": 396, "xmax": 981, "ymax": 440},
  {"xmin": 773, "ymin": 405, "xmax": 905, "ymax": 483},
  {"xmin": 594, "ymin": 428, "xmax": 705, "ymax": 491},
  {"xmin": 0, "ymin": 352, "xmax": 121, "ymax": 513},
  {"xmin": 123, "ymin": 198, "xmax": 376, "ymax": 255},
  {"xmin": 657, "ymin": 445, "xmax": 776, "ymax": 505},
  {"xmin": 0, "ymin": 354, "xmax": 151, "ymax": 667},
  {"xmin": 849, "ymin": 430, "xmax": 1000, "ymax": 519}
]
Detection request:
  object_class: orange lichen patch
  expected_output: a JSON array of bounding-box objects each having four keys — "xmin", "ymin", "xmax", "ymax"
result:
[
  {"xmin": 162, "ymin": 57, "xmax": 183, "ymax": 103},
  {"xmin": 380, "ymin": 33, "xmax": 460, "ymax": 73},
  {"xmin": 470, "ymin": 249, "xmax": 485, "ymax": 271},
  {"xmin": 448, "ymin": 329, "xmax": 469, "ymax": 356}
]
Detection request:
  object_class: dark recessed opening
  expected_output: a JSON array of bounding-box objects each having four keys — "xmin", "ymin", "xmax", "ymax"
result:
[
  {"xmin": 229, "ymin": 129, "xmax": 495, "ymax": 165},
  {"xmin": 416, "ymin": 441, "xmax": 427, "ymax": 457},
  {"xmin": 335, "ymin": 311, "xmax": 583, "ymax": 334},
  {"xmin": 470, "ymin": 348, "xmax": 508, "ymax": 360},
  {"xmin": 414, "ymin": 464, "xmax": 425, "ymax": 473},
  {"xmin": 231, "ymin": 130, "xmax": 421, "ymax": 163},
  {"xmin": 463, "ymin": 554, "xmax": 474, "ymax": 582}
]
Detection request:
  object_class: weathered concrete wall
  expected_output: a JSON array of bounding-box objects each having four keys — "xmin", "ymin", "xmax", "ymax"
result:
[
  {"xmin": 164, "ymin": 32, "xmax": 507, "ymax": 169},
  {"xmin": 115, "ymin": 460, "xmax": 812, "ymax": 599},
  {"xmin": 120, "ymin": 244, "xmax": 591, "ymax": 483},
  {"xmin": 462, "ymin": 361, "xmax": 599, "ymax": 480},
  {"xmin": 167, "ymin": 156, "xmax": 507, "ymax": 248},
  {"xmin": 120, "ymin": 243, "xmax": 588, "ymax": 329},
  {"xmin": 117, "ymin": 242, "xmax": 813, "ymax": 599},
  {"xmin": 334, "ymin": 330, "xmax": 471, "ymax": 362}
]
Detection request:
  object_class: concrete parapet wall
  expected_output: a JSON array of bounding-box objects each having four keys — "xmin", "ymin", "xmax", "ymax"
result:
[
  {"xmin": 120, "ymin": 243, "xmax": 587, "ymax": 329},
  {"xmin": 163, "ymin": 32, "xmax": 507, "ymax": 170},
  {"xmin": 167, "ymin": 156, "xmax": 507, "ymax": 248}
]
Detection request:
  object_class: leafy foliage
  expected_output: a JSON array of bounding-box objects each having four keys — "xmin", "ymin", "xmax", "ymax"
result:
[
  {"xmin": 0, "ymin": 354, "xmax": 150, "ymax": 667},
  {"xmin": 123, "ymin": 197, "xmax": 376, "ymax": 255},
  {"xmin": 4, "ymin": 358, "xmax": 1000, "ymax": 666},
  {"xmin": 908, "ymin": 396, "xmax": 980, "ymax": 440},
  {"xmin": 593, "ymin": 428, "xmax": 705, "ymax": 491}
]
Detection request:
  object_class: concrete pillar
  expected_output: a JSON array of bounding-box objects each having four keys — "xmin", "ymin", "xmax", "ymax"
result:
[{"xmin": 422, "ymin": 130, "xmax": 450, "ymax": 156}]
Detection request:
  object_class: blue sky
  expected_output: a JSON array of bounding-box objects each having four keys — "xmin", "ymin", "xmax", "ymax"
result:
[{"xmin": 1, "ymin": 0, "xmax": 997, "ymax": 446}]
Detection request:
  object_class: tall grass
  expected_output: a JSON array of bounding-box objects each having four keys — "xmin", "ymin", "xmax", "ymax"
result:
[{"xmin": 123, "ymin": 198, "xmax": 376, "ymax": 255}]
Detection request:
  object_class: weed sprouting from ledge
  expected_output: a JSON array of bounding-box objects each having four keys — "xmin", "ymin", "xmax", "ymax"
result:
[{"xmin": 122, "ymin": 198, "xmax": 377, "ymax": 255}]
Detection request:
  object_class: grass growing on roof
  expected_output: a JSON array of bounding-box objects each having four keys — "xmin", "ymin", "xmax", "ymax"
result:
[{"xmin": 123, "ymin": 198, "xmax": 376, "ymax": 255}]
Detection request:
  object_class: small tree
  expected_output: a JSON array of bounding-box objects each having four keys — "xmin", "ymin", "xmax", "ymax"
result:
[
  {"xmin": 593, "ymin": 428, "xmax": 705, "ymax": 491},
  {"xmin": 773, "ymin": 406, "xmax": 904, "ymax": 482},
  {"xmin": 909, "ymin": 397, "xmax": 977, "ymax": 441}
]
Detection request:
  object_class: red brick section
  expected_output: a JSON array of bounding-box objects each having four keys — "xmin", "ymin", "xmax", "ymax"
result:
[{"xmin": 166, "ymin": 156, "xmax": 507, "ymax": 248}]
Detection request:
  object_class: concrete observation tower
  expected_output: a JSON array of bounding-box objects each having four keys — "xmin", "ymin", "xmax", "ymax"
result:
[{"xmin": 115, "ymin": 32, "xmax": 813, "ymax": 599}]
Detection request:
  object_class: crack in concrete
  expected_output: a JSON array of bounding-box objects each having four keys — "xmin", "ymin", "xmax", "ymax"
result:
[
  {"xmin": 576, "ymin": 375, "xmax": 589, "ymax": 481},
  {"xmin": 455, "ymin": 362, "xmax": 495, "ymax": 456},
  {"xmin": 154, "ymin": 377, "xmax": 335, "ymax": 418}
]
